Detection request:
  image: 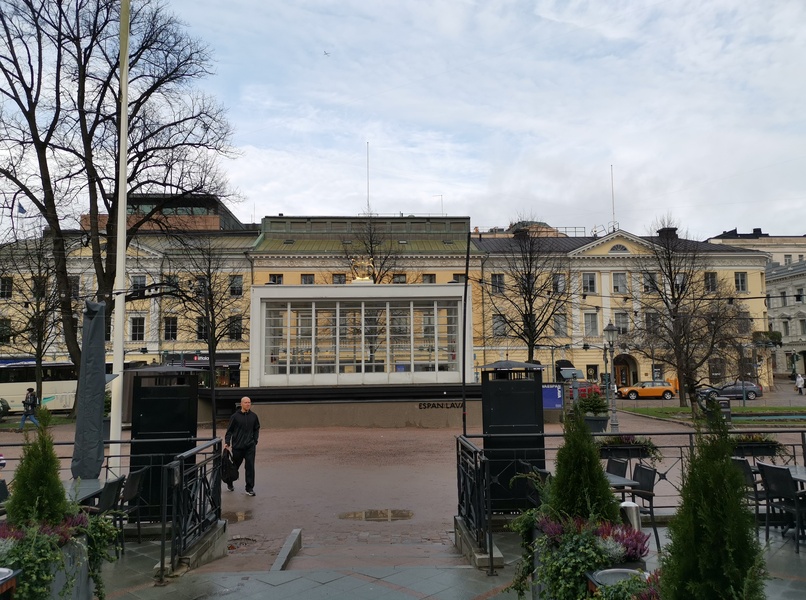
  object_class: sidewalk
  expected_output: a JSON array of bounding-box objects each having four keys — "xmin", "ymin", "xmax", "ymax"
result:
[{"xmin": 101, "ymin": 406, "xmax": 806, "ymax": 600}]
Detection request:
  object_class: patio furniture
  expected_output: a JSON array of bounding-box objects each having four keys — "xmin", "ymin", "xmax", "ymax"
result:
[
  {"xmin": 731, "ymin": 456, "xmax": 764, "ymax": 529},
  {"xmin": 117, "ymin": 467, "xmax": 149, "ymax": 553},
  {"xmin": 758, "ymin": 462, "xmax": 806, "ymax": 553},
  {"xmin": 629, "ymin": 463, "xmax": 661, "ymax": 551}
]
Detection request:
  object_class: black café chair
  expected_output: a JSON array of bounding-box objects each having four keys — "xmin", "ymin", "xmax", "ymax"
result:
[
  {"xmin": 117, "ymin": 467, "xmax": 149, "ymax": 553},
  {"xmin": 606, "ymin": 457, "xmax": 628, "ymax": 478},
  {"xmin": 81, "ymin": 476, "xmax": 126, "ymax": 556},
  {"xmin": 731, "ymin": 456, "xmax": 764, "ymax": 530},
  {"xmin": 629, "ymin": 463, "xmax": 661, "ymax": 551},
  {"xmin": 606, "ymin": 457, "xmax": 629, "ymax": 500},
  {"xmin": 758, "ymin": 462, "xmax": 806, "ymax": 553}
]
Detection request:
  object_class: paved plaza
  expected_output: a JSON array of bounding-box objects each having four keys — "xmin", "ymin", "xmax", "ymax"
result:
[
  {"xmin": 95, "ymin": 386, "xmax": 806, "ymax": 600},
  {"xmin": 3, "ymin": 384, "xmax": 805, "ymax": 597}
]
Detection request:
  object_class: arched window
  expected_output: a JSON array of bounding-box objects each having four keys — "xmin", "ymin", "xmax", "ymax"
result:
[{"xmin": 609, "ymin": 244, "xmax": 628, "ymax": 253}]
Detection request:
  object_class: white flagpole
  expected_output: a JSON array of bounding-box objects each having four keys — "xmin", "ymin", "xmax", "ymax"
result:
[{"xmin": 109, "ymin": 0, "xmax": 131, "ymax": 474}]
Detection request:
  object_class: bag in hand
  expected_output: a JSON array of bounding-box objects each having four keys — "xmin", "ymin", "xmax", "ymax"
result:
[{"xmin": 222, "ymin": 448, "xmax": 239, "ymax": 485}]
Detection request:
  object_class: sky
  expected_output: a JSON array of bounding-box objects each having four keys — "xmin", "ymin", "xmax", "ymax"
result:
[{"xmin": 168, "ymin": 0, "xmax": 806, "ymax": 240}]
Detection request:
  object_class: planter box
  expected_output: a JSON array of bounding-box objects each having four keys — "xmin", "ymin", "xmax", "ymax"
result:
[
  {"xmin": 599, "ymin": 445, "xmax": 652, "ymax": 461},
  {"xmin": 584, "ymin": 416, "xmax": 609, "ymax": 433},
  {"xmin": 50, "ymin": 536, "xmax": 92, "ymax": 600},
  {"xmin": 734, "ymin": 443, "xmax": 781, "ymax": 458}
]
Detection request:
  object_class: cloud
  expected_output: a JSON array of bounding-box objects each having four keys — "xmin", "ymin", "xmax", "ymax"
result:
[{"xmin": 172, "ymin": 0, "xmax": 806, "ymax": 237}]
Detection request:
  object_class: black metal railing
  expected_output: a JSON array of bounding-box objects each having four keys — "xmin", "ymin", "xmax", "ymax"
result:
[
  {"xmin": 456, "ymin": 427, "xmax": 806, "ymax": 571},
  {"xmin": 159, "ymin": 438, "xmax": 222, "ymax": 580}
]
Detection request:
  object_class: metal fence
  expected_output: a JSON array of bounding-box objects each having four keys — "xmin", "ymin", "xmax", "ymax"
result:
[
  {"xmin": 0, "ymin": 434, "xmax": 222, "ymax": 581},
  {"xmin": 456, "ymin": 428, "xmax": 806, "ymax": 570}
]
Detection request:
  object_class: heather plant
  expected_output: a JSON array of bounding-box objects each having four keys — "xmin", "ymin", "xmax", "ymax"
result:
[{"xmin": 660, "ymin": 403, "xmax": 766, "ymax": 599}]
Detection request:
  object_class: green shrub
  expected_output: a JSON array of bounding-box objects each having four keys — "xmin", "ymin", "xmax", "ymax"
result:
[
  {"xmin": 546, "ymin": 409, "xmax": 619, "ymax": 522},
  {"xmin": 5, "ymin": 409, "xmax": 69, "ymax": 526},
  {"xmin": 660, "ymin": 406, "xmax": 766, "ymax": 599},
  {"xmin": 575, "ymin": 392, "xmax": 609, "ymax": 415}
]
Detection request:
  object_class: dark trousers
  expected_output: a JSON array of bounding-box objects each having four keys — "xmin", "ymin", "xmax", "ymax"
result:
[{"xmin": 232, "ymin": 445, "xmax": 256, "ymax": 492}]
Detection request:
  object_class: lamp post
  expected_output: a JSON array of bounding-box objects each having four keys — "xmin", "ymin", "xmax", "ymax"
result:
[{"xmin": 604, "ymin": 321, "xmax": 618, "ymax": 433}]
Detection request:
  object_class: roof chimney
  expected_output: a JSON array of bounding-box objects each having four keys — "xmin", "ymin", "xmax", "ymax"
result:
[{"xmin": 657, "ymin": 227, "xmax": 678, "ymax": 240}]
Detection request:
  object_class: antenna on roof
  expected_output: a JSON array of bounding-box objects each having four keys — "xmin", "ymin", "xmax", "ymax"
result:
[{"xmin": 610, "ymin": 165, "xmax": 616, "ymax": 232}]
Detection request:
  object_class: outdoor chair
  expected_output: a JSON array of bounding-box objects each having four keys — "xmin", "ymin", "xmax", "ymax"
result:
[
  {"xmin": 758, "ymin": 462, "xmax": 806, "ymax": 553},
  {"xmin": 0, "ymin": 479, "xmax": 8, "ymax": 518},
  {"xmin": 731, "ymin": 456, "xmax": 764, "ymax": 530},
  {"xmin": 606, "ymin": 457, "xmax": 628, "ymax": 478},
  {"xmin": 117, "ymin": 467, "xmax": 149, "ymax": 553},
  {"xmin": 629, "ymin": 463, "xmax": 661, "ymax": 551},
  {"xmin": 81, "ymin": 476, "xmax": 126, "ymax": 556}
]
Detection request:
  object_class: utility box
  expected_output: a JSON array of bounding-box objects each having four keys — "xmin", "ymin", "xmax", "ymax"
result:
[
  {"xmin": 480, "ymin": 362, "xmax": 545, "ymax": 511},
  {"xmin": 130, "ymin": 368, "xmax": 199, "ymax": 520}
]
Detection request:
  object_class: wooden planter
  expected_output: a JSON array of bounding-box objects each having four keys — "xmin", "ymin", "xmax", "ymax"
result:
[{"xmin": 599, "ymin": 445, "xmax": 652, "ymax": 461}]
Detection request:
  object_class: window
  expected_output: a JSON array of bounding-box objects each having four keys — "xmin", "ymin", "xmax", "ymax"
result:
[
  {"xmin": 422, "ymin": 274, "xmax": 436, "ymax": 284},
  {"xmin": 582, "ymin": 273, "xmax": 597, "ymax": 294},
  {"xmin": 130, "ymin": 316, "xmax": 145, "ymax": 342},
  {"xmin": 781, "ymin": 291, "xmax": 788, "ymax": 307},
  {"xmin": 797, "ymin": 288, "xmax": 804, "ymax": 303},
  {"xmin": 491, "ymin": 273, "xmax": 505, "ymax": 294},
  {"xmin": 194, "ymin": 276, "xmax": 208, "ymax": 296},
  {"xmin": 268, "ymin": 274, "xmax": 283, "ymax": 285},
  {"xmin": 163, "ymin": 316, "xmax": 177, "ymax": 341},
  {"xmin": 32, "ymin": 276, "xmax": 46, "ymax": 299},
  {"xmin": 0, "ymin": 318, "xmax": 10, "ymax": 343},
  {"xmin": 552, "ymin": 274, "xmax": 566, "ymax": 293},
  {"xmin": 614, "ymin": 312, "xmax": 629, "ymax": 334},
  {"xmin": 452, "ymin": 274, "xmax": 467, "ymax": 283},
  {"xmin": 674, "ymin": 274, "xmax": 686, "ymax": 293},
  {"xmin": 392, "ymin": 273, "xmax": 407, "ymax": 284},
  {"xmin": 612, "ymin": 273, "xmax": 627, "ymax": 294},
  {"xmin": 553, "ymin": 313, "xmax": 567, "ymax": 337},
  {"xmin": 785, "ymin": 254, "xmax": 792, "ymax": 265},
  {"xmin": 738, "ymin": 311, "xmax": 752, "ymax": 334},
  {"xmin": 332, "ymin": 273, "xmax": 346, "ymax": 285},
  {"xmin": 704, "ymin": 272, "xmax": 717, "ymax": 293},
  {"xmin": 422, "ymin": 314, "xmax": 434, "ymax": 337},
  {"xmin": 800, "ymin": 255, "xmax": 804, "ymax": 262},
  {"xmin": 68, "ymin": 276, "xmax": 80, "ymax": 299},
  {"xmin": 229, "ymin": 275, "xmax": 243, "ymax": 296},
  {"xmin": 228, "ymin": 315, "xmax": 243, "ymax": 341},
  {"xmin": 800, "ymin": 319, "xmax": 806, "ymax": 336},
  {"xmin": 0, "ymin": 277, "xmax": 11, "ymax": 299},
  {"xmin": 643, "ymin": 273, "xmax": 658, "ymax": 293},
  {"xmin": 196, "ymin": 317, "xmax": 208, "ymax": 340},
  {"xmin": 131, "ymin": 275, "xmax": 146, "ymax": 291},
  {"xmin": 782, "ymin": 320, "xmax": 790, "ymax": 337},
  {"xmin": 645, "ymin": 312, "xmax": 661, "ymax": 334},
  {"xmin": 301, "ymin": 274, "xmax": 315, "ymax": 285},
  {"xmin": 734, "ymin": 272, "xmax": 747, "ymax": 292},
  {"xmin": 583, "ymin": 313, "xmax": 598, "ymax": 336},
  {"xmin": 163, "ymin": 275, "xmax": 179, "ymax": 292},
  {"xmin": 492, "ymin": 314, "xmax": 509, "ymax": 337}
]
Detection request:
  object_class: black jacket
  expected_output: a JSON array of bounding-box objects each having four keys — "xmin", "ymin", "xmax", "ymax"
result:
[{"xmin": 225, "ymin": 409, "xmax": 260, "ymax": 450}]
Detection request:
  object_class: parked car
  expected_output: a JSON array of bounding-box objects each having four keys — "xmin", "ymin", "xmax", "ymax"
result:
[
  {"xmin": 617, "ymin": 381, "xmax": 676, "ymax": 400},
  {"xmin": 699, "ymin": 380, "xmax": 763, "ymax": 400}
]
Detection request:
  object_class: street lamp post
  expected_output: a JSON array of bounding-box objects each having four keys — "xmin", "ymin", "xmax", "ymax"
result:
[{"xmin": 604, "ymin": 321, "xmax": 618, "ymax": 433}]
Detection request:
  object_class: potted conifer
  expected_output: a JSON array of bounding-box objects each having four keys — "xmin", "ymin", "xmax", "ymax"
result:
[{"xmin": 574, "ymin": 392, "xmax": 609, "ymax": 433}]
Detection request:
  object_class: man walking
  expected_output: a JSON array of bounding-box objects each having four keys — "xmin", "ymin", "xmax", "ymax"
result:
[
  {"xmin": 224, "ymin": 396, "xmax": 260, "ymax": 496},
  {"xmin": 19, "ymin": 387, "xmax": 40, "ymax": 430}
]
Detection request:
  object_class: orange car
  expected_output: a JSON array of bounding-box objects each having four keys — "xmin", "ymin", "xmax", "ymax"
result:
[{"xmin": 617, "ymin": 381, "xmax": 676, "ymax": 400}]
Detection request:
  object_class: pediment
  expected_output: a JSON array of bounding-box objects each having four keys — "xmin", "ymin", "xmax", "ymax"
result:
[{"xmin": 569, "ymin": 230, "xmax": 653, "ymax": 258}]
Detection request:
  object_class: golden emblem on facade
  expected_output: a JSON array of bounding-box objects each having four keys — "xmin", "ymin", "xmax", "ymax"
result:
[{"xmin": 351, "ymin": 256, "xmax": 374, "ymax": 282}]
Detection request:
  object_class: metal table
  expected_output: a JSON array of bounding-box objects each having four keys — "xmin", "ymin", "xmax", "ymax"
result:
[{"xmin": 62, "ymin": 478, "xmax": 105, "ymax": 505}]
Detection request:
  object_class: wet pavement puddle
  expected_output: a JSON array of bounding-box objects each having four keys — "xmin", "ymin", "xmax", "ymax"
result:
[{"xmin": 339, "ymin": 509, "xmax": 414, "ymax": 521}]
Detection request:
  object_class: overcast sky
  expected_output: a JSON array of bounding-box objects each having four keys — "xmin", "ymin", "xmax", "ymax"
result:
[{"xmin": 169, "ymin": 0, "xmax": 806, "ymax": 240}]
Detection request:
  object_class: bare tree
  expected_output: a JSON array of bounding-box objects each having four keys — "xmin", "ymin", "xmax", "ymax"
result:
[
  {"xmin": 340, "ymin": 208, "xmax": 407, "ymax": 284},
  {"xmin": 0, "ymin": 234, "xmax": 79, "ymax": 400},
  {"xmin": 168, "ymin": 236, "xmax": 248, "ymax": 436},
  {"xmin": 628, "ymin": 219, "xmax": 750, "ymax": 409},
  {"xmin": 476, "ymin": 222, "xmax": 575, "ymax": 363},
  {"xmin": 0, "ymin": 0, "xmax": 234, "ymax": 369}
]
